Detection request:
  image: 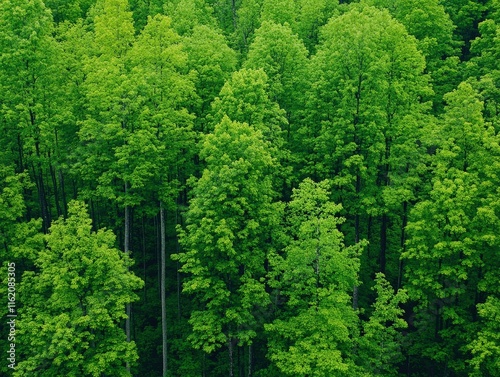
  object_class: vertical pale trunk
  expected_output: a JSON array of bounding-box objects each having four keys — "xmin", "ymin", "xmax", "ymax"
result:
[{"xmin": 160, "ymin": 204, "xmax": 168, "ymax": 376}]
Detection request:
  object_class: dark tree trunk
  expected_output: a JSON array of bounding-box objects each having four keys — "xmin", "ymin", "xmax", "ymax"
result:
[
  {"xmin": 160, "ymin": 204, "xmax": 168, "ymax": 377},
  {"xmin": 380, "ymin": 213, "xmax": 388, "ymax": 274},
  {"xmin": 228, "ymin": 338, "xmax": 234, "ymax": 377},
  {"xmin": 124, "ymin": 182, "xmax": 131, "ymax": 373},
  {"xmin": 398, "ymin": 201, "xmax": 408, "ymax": 289},
  {"xmin": 49, "ymin": 157, "xmax": 61, "ymax": 217}
]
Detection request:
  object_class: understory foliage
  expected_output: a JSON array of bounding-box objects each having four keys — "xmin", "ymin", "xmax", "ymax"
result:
[{"xmin": 2, "ymin": 0, "xmax": 500, "ymax": 376}]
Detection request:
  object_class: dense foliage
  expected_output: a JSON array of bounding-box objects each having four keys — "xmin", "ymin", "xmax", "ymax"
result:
[{"xmin": 1, "ymin": 0, "xmax": 500, "ymax": 376}]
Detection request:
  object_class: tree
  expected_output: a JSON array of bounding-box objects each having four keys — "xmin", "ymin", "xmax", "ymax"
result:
[
  {"xmin": 128, "ymin": 14, "xmax": 196, "ymax": 376},
  {"xmin": 266, "ymin": 178, "xmax": 364, "ymax": 376},
  {"xmin": 261, "ymin": 0, "xmax": 296, "ymax": 28},
  {"xmin": 363, "ymin": 0, "xmax": 460, "ymax": 108},
  {"xmin": 44, "ymin": 0, "xmax": 95, "ymax": 23},
  {"xmin": 127, "ymin": 13, "xmax": 195, "ymax": 202},
  {"xmin": 165, "ymin": 0, "xmax": 218, "ymax": 36},
  {"xmin": 465, "ymin": 93, "xmax": 500, "ymax": 376},
  {"xmin": 0, "ymin": 161, "xmax": 30, "ymax": 376},
  {"xmin": 0, "ymin": 163, "xmax": 28, "ymax": 261},
  {"xmin": 291, "ymin": 0, "xmax": 338, "ymax": 53},
  {"xmin": 402, "ymin": 82, "xmax": 497, "ymax": 375},
  {"xmin": 467, "ymin": 5, "xmax": 500, "ymax": 126},
  {"xmin": 74, "ymin": 1, "xmax": 140, "ymax": 369},
  {"xmin": 244, "ymin": 21, "xmax": 310, "ymax": 183},
  {"xmin": 244, "ymin": 21, "xmax": 309, "ymax": 125},
  {"xmin": 209, "ymin": 68, "xmax": 287, "ymax": 142},
  {"xmin": 468, "ymin": 296, "xmax": 500, "ymax": 376},
  {"xmin": 14, "ymin": 201, "xmax": 143, "ymax": 377},
  {"xmin": 232, "ymin": 0, "xmax": 262, "ymax": 52},
  {"xmin": 182, "ymin": 24, "xmax": 237, "ymax": 131},
  {"xmin": 306, "ymin": 4, "xmax": 430, "ymax": 292},
  {"xmin": 173, "ymin": 116, "xmax": 281, "ymax": 376},
  {"xmin": 0, "ymin": 0, "xmax": 64, "ymax": 231},
  {"xmin": 73, "ymin": 0, "xmax": 137, "ymax": 205},
  {"xmin": 356, "ymin": 273, "xmax": 408, "ymax": 376},
  {"xmin": 440, "ymin": 0, "xmax": 487, "ymax": 59},
  {"xmin": 209, "ymin": 68, "xmax": 290, "ymax": 195}
]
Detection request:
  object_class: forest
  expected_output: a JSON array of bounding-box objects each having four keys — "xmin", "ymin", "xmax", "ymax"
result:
[{"xmin": 1, "ymin": 0, "xmax": 500, "ymax": 375}]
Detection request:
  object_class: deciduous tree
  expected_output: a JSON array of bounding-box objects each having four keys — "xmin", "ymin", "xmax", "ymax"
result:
[
  {"xmin": 266, "ymin": 178, "xmax": 363, "ymax": 376},
  {"xmin": 14, "ymin": 201, "xmax": 143, "ymax": 377},
  {"xmin": 174, "ymin": 116, "xmax": 281, "ymax": 376}
]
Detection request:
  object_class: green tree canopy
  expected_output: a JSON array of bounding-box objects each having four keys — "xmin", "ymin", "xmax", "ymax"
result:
[
  {"xmin": 173, "ymin": 116, "xmax": 281, "ymax": 374},
  {"xmin": 15, "ymin": 201, "xmax": 144, "ymax": 377},
  {"xmin": 403, "ymin": 83, "xmax": 498, "ymax": 374},
  {"xmin": 266, "ymin": 178, "xmax": 363, "ymax": 376}
]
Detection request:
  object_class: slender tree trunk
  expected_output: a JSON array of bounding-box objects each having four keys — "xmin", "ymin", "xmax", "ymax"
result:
[
  {"xmin": 352, "ymin": 73, "xmax": 363, "ymax": 310},
  {"xmin": 202, "ymin": 353, "xmax": 206, "ymax": 377},
  {"xmin": 124, "ymin": 182, "xmax": 131, "ymax": 373},
  {"xmin": 160, "ymin": 204, "xmax": 168, "ymax": 377},
  {"xmin": 72, "ymin": 178, "xmax": 78, "ymax": 199},
  {"xmin": 16, "ymin": 133, "xmax": 25, "ymax": 173},
  {"xmin": 58, "ymin": 169, "xmax": 68, "ymax": 217},
  {"xmin": 315, "ymin": 220, "xmax": 321, "ymax": 308},
  {"xmin": 380, "ymin": 213, "xmax": 388, "ymax": 274},
  {"xmin": 33, "ymin": 111, "xmax": 51, "ymax": 231},
  {"xmin": 176, "ymin": 208, "xmax": 181, "ymax": 319},
  {"xmin": 53, "ymin": 124, "xmax": 66, "ymax": 217},
  {"xmin": 228, "ymin": 338, "xmax": 234, "ymax": 377},
  {"xmin": 353, "ymin": 174, "xmax": 361, "ymax": 310},
  {"xmin": 367, "ymin": 215, "xmax": 372, "ymax": 258},
  {"xmin": 398, "ymin": 201, "xmax": 408, "ymax": 289},
  {"xmin": 39, "ymin": 168, "xmax": 50, "ymax": 229},
  {"xmin": 32, "ymin": 161, "xmax": 50, "ymax": 233},
  {"xmin": 231, "ymin": 0, "xmax": 237, "ymax": 31},
  {"xmin": 49, "ymin": 159, "xmax": 62, "ymax": 217},
  {"xmin": 142, "ymin": 215, "xmax": 147, "ymax": 302},
  {"xmin": 155, "ymin": 212, "xmax": 160, "ymax": 300},
  {"xmin": 248, "ymin": 344, "xmax": 252, "ymax": 377},
  {"xmin": 379, "ymin": 135, "xmax": 391, "ymax": 274},
  {"xmin": 90, "ymin": 198, "xmax": 96, "ymax": 231}
]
